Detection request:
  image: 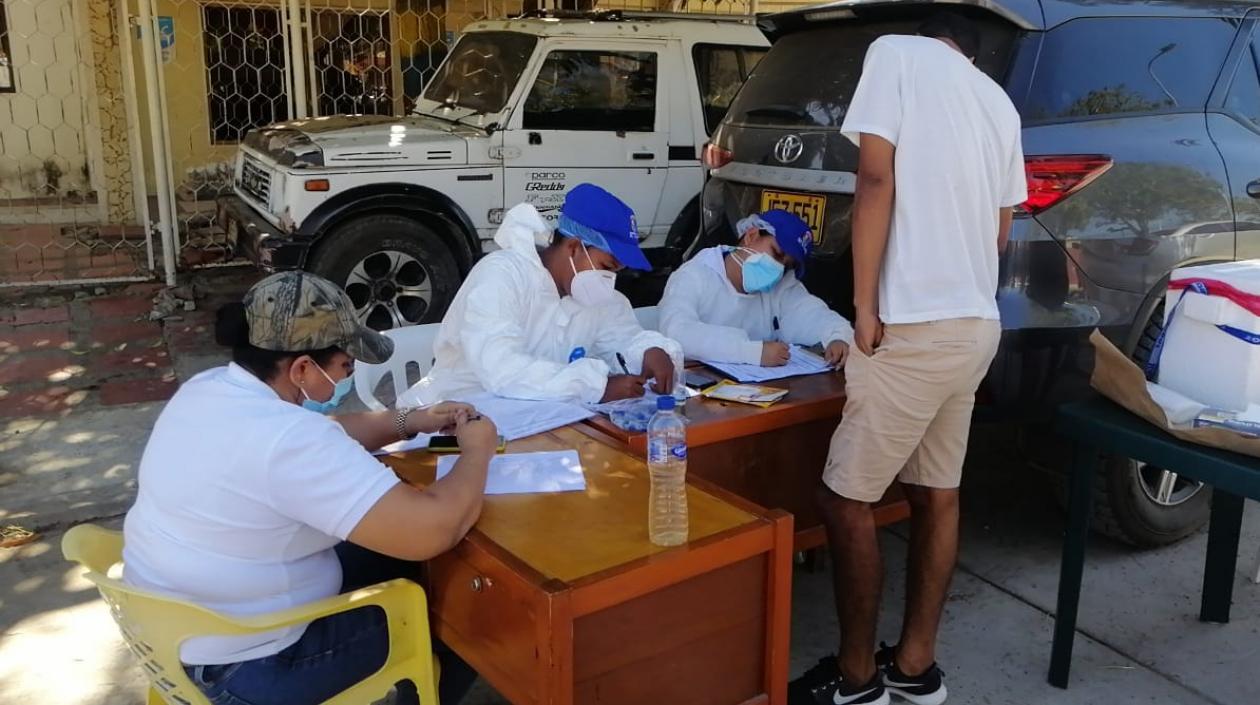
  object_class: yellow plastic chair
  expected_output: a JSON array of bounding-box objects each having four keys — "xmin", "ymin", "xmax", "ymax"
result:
[{"xmin": 62, "ymin": 524, "xmax": 439, "ymax": 705}]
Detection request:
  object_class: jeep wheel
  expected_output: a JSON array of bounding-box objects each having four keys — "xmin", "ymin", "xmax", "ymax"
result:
[
  {"xmin": 306, "ymin": 214, "xmax": 460, "ymax": 331},
  {"xmin": 1092, "ymin": 301, "xmax": 1211, "ymax": 546}
]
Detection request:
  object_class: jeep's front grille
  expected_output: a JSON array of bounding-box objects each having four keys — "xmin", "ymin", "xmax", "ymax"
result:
[{"xmin": 240, "ymin": 156, "xmax": 273, "ymax": 205}]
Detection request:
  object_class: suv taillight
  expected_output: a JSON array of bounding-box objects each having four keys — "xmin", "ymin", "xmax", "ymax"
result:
[
  {"xmin": 1021, "ymin": 155, "xmax": 1113, "ymax": 215},
  {"xmin": 702, "ymin": 143, "xmax": 733, "ymax": 170}
]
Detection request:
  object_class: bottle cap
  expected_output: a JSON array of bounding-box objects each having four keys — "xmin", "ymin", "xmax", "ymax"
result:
[{"xmin": 656, "ymin": 395, "xmax": 676, "ymax": 411}]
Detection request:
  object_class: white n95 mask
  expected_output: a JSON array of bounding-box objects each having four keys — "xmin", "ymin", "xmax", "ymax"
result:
[{"xmin": 569, "ymin": 242, "xmax": 618, "ymax": 307}]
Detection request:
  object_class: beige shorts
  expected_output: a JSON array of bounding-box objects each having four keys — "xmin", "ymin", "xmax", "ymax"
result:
[{"xmin": 822, "ymin": 318, "xmax": 1001, "ymax": 502}]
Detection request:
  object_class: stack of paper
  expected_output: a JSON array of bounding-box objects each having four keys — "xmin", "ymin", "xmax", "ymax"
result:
[
  {"xmin": 1144, "ymin": 381, "xmax": 1260, "ymax": 438},
  {"xmin": 702, "ymin": 380, "xmax": 790, "ymax": 407},
  {"xmin": 701, "ymin": 346, "xmax": 832, "ymax": 383},
  {"xmin": 372, "ymin": 394, "xmax": 595, "ymax": 456},
  {"xmin": 436, "ymin": 450, "xmax": 586, "ymax": 495},
  {"xmin": 460, "ymin": 394, "xmax": 594, "ymax": 440}
]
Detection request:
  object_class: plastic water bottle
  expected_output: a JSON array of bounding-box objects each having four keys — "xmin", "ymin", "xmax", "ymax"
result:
[
  {"xmin": 672, "ymin": 357, "xmax": 689, "ymax": 406},
  {"xmin": 647, "ymin": 395, "xmax": 688, "ymax": 546}
]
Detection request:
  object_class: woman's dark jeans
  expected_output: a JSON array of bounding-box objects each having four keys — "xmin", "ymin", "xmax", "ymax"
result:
[{"xmin": 183, "ymin": 543, "xmax": 476, "ymax": 705}]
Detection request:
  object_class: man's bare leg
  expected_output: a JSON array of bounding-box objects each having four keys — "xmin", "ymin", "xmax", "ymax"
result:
[
  {"xmin": 896, "ymin": 484, "xmax": 960, "ymax": 675},
  {"xmin": 818, "ymin": 485, "xmax": 883, "ymax": 684}
]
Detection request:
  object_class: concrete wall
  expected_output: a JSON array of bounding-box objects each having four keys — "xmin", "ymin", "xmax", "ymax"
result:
[{"xmin": 0, "ymin": 0, "xmax": 94, "ymax": 201}]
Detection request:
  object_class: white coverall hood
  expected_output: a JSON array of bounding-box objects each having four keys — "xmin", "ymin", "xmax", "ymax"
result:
[{"xmin": 494, "ymin": 202, "xmax": 554, "ymax": 257}]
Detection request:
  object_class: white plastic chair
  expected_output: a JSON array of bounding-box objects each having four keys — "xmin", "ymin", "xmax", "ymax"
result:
[
  {"xmin": 634, "ymin": 305, "xmax": 660, "ymax": 331},
  {"xmin": 354, "ymin": 323, "xmax": 442, "ymax": 411}
]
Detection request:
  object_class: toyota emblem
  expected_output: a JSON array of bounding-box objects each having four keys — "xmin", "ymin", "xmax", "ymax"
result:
[{"xmin": 774, "ymin": 135, "xmax": 804, "ymax": 164}]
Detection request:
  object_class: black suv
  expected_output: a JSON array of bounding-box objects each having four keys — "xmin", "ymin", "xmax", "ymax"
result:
[{"xmin": 700, "ymin": 0, "xmax": 1260, "ymax": 545}]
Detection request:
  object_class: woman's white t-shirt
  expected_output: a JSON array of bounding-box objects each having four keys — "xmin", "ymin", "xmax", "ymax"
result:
[{"xmin": 122, "ymin": 363, "xmax": 399, "ymax": 665}]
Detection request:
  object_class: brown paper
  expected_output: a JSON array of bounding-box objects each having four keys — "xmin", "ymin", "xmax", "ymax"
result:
[{"xmin": 1089, "ymin": 329, "xmax": 1260, "ymax": 458}]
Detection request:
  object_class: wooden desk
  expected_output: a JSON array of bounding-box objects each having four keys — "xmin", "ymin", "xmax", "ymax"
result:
[
  {"xmin": 585, "ymin": 371, "xmax": 910, "ymax": 550},
  {"xmin": 383, "ymin": 425, "xmax": 793, "ymax": 705}
]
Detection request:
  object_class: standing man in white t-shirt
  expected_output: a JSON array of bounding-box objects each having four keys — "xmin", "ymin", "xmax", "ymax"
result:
[{"xmin": 792, "ymin": 13, "xmax": 1026, "ymax": 705}]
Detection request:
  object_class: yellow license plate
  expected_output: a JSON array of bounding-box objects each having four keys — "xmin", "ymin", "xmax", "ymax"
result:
[{"xmin": 760, "ymin": 190, "xmax": 827, "ymax": 245}]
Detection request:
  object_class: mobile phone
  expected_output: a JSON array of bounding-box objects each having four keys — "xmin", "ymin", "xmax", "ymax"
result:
[
  {"xmin": 427, "ymin": 435, "xmax": 507, "ymax": 453},
  {"xmin": 685, "ymin": 369, "xmax": 721, "ymax": 390}
]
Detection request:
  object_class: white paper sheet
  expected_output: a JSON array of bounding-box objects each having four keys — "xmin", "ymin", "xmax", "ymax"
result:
[
  {"xmin": 1145, "ymin": 382, "xmax": 1207, "ymax": 426},
  {"xmin": 436, "ymin": 450, "xmax": 586, "ymax": 495},
  {"xmin": 700, "ymin": 346, "xmax": 832, "ymax": 383},
  {"xmin": 373, "ymin": 394, "xmax": 594, "ymax": 456},
  {"xmin": 457, "ymin": 393, "xmax": 594, "ymax": 441}
]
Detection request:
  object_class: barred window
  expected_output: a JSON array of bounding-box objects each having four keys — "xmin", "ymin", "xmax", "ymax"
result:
[{"xmin": 202, "ymin": 4, "xmax": 289, "ymax": 144}]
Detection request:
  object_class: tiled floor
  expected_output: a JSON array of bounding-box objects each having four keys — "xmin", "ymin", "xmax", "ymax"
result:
[
  {"xmin": 0, "ymin": 225, "xmax": 151, "ymax": 283},
  {"xmin": 0, "ymin": 269, "xmax": 259, "ymax": 418}
]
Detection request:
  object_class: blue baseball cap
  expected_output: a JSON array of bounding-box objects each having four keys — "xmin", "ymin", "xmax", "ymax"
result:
[
  {"xmin": 556, "ymin": 183, "xmax": 651, "ymax": 272},
  {"xmin": 737, "ymin": 209, "xmax": 814, "ymax": 278}
]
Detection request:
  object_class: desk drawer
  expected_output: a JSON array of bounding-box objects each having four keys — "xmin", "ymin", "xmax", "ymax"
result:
[
  {"xmin": 573, "ymin": 555, "xmax": 767, "ymax": 705},
  {"xmin": 429, "ymin": 544, "xmax": 548, "ymax": 705}
]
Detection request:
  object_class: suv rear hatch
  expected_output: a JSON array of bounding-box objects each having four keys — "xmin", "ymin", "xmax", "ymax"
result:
[{"xmin": 704, "ymin": 2, "xmax": 1030, "ymax": 317}]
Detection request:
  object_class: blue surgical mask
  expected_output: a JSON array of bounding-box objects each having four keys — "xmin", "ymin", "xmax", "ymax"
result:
[
  {"xmin": 301, "ymin": 364, "xmax": 353, "ymax": 414},
  {"xmin": 734, "ymin": 248, "xmax": 785, "ymax": 294}
]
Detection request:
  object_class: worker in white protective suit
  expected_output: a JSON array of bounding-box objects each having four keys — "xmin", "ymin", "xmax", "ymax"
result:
[
  {"xmin": 659, "ymin": 209, "xmax": 853, "ymax": 367},
  {"xmin": 397, "ymin": 184, "xmax": 682, "ymax": 407}
]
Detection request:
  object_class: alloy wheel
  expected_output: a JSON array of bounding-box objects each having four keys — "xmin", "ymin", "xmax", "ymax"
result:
[
  {"xmin": 1138, "ymin": 462, "xmax": 1206, "ymax": 507},
  {"xmin": 344, "ymin": 250, "xmax": 433, "ymax": 331}
]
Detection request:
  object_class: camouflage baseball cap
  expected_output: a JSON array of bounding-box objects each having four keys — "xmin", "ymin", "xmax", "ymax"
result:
[{"xmin": 243, "ymin": 271, "xmax": 394, "ymax": 364}]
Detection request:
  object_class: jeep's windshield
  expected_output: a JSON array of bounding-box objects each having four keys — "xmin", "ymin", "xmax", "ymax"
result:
[
  {"xmin": 727, "ymin": 19, "xmax": 1016, "ymax": 129},
  {"xmin": 421, "ymin": 32, "xmax": 537, "ymax": 115}
]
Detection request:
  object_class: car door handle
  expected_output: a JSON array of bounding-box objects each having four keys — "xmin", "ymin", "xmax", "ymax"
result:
[
  {"xmin": 1248, "ymin": 179, "xmax": 1260, "ymax": 198},
  {"xmin": 631, "ymin": 152, "xmax": 655, "ymax": 161}
]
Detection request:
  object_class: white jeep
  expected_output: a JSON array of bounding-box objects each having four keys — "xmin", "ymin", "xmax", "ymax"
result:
[{"xmin": 218, "ymin": 10, "xmax": 767, "ymax": 330}]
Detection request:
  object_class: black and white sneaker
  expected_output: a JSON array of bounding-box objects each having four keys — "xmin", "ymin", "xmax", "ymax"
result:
[
  {"xmin": 789, "ymin": 656, "xmax": 841, "ymax": 704},
  {"xmin": 876, "ymin": 643, "xmax": 948, "ymax": 705},
  {"xmin": 787, "ymin": 655, "xmax": 890, "ymax": 705}
]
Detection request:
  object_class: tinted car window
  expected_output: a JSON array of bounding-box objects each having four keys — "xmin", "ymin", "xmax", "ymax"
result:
[
  {"xmin": 524, "ymin": 50, "xmax": 657, "ymax": 132},
  {"xmin": 694, "ymin": 45, "xmax": 767, "ymax": 132},
  {"xmin": 423, "ymin": 32, "xmax": 538, "ymax": 114},
  {"xmin": 725, "ymin": 20, "xmax": 1016, "ymax": 129},
  {"xmin": 1225, "ymin": 34, "xmax": 1260, "ymax": 129},
  {"xmin": 1024, "ymin": 18, "xmax": 1237, "ymax": 122}
]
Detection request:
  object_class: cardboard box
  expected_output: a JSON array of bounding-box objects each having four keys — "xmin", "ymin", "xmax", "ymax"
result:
[{"xmin": 1090, "ymin": 330, "xmax": 1260, "ymax": 459}]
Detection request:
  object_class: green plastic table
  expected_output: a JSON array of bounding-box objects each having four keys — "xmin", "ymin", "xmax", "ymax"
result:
[{"xmin": 1050, "ymin": 397, "xmax": 1260, "ymax": 688}]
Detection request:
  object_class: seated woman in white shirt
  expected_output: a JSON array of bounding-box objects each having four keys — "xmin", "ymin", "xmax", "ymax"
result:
[
  {"xmin": 121, "ymin": 271, "xmax": 496, "ymax": 705},
  {"xmin": 659, "ymin": 209, "xmax": 853, "ymax": 367}
]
